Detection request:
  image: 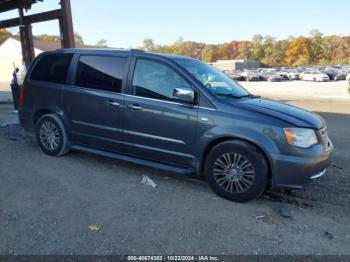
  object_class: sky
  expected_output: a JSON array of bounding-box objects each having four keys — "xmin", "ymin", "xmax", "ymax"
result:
[{"xmin": 1, "ymin": 0, "xmax": 350, "ymax": 48}]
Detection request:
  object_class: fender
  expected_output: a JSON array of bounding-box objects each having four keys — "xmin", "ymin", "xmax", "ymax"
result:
[{"xmin": 196, "ymin": 125, "xmax": 283, "ymax": 174}]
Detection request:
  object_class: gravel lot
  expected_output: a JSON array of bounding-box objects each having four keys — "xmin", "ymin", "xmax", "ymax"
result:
[
  {"xmin": 0, "ymin": 82, "xmax": 350, "ymax": 255},
  {"xmin": 241, "ymin": 80, "xmax": 350, "ymax": 102}
]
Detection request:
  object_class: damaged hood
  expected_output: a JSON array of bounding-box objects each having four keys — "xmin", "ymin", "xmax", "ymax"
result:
[{"xmin": 232, "ymin": 98, "xmax": 324, "ymax": 129}]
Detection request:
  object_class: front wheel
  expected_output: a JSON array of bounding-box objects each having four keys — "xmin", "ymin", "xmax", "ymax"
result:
[
  {"xmin": 204, "ymin": 140, "xmax": 268, "ymax": 202},
  {"xmin": 36, "ymin": 114, "xmax": 69, "ymax": 156}
]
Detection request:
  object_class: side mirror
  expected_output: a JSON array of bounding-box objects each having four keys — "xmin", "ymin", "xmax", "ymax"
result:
[{"xmin": 173, "ymin": 87, "xmax": 195, "ymax": 104}]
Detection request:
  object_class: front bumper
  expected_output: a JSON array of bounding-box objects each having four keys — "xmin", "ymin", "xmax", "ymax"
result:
[{"xmin": 270, "ymin": 147, "xmax": 333, "ymax": 189}]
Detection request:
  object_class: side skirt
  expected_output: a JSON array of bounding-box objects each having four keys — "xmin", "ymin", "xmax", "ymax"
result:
[{"xmin": 70, "ymin": 145, "xmax": 197, "ymax": 176}]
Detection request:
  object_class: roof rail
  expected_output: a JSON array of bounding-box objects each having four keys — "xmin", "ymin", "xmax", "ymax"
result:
[
  {"xmin": 130, "ymin": 49, "xmax": 145, "ymax": 52},
  {"xmin": 55, "ymin": 47, "xmax": 145, "ymax": 52}
]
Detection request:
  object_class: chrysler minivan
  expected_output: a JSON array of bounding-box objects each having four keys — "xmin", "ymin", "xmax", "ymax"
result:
[{"xmin": 19, "ymin": 49, "xmax": 333, "ymax": 202}]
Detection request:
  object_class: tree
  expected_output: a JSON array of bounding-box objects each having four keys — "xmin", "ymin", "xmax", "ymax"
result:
[
  {"xmin": 35, "ymin": 34, "xmax": 60, "ymax": 42},
  {"xmin": 272, "ymin": 40, "xmax": 290, "ymax": 66},
  {"xmin": 174, "ymin": 40, "xmax": 197, "ymax": 57},
  {"xmin": 285, "ymin": 37, "xmax": 312, "ymax": 66},
  {"xmin": 217, "ymin": 43, "xmax": 231, "ymax": 60},
  {"xmin": 322, "ymin": 35, "xmax": 350, "ymax": 64},
  {"xmin": 137, "ymin": 30, "xmax": 350, "ymax": 65},
  {"xmin": 0, "ymin": 29, "xmax": 11, "ymax": 44},
  {"xmin": 95, "ymin": 39, "xmax": 108, "ymax": 47},
  {"xmin": 309, "ymin": 29, "xmax": 323, "ymax": 63},
  {"xmin": 238, "ymin": 41, "xmax": 252, "ymax": 60},
  {"xmin": 227, "ymin": 41, "xmax": 239, "ymax": 59},
  {"xmin": 261, "ymin": 35, "xmax": 275, "ymax": 65},
  {"xmin": 251, "ymin": 34, "xmax": 264, "ymax": 61},
  {"xmin": 202, "ymin": 45, "xmax": 218, "ymax": 62},
  {"xmin": 74, "ymin": 32, "xmax": 84, "ymax": 47},
  {"xmin": 141, "ymin": 38, "xmax": 155, "ymax": 51}
]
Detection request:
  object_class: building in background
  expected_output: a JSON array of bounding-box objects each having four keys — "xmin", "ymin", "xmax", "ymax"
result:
[
  {"xmin": 211, "ymin": 59, "xmax": 260, "ymax": 72},
  {"xmin": 0, "ymin": 36, "xmax": 60, "ymax": 83}
]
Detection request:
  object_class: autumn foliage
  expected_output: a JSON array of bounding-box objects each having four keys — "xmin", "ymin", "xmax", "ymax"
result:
[
  {"xmin": 1, "ymin": 29, "xmax": 349, "ymax": 66},
  {"xmin": 141, "ymin": 30, "xmax": 350, "ymax": 66}
]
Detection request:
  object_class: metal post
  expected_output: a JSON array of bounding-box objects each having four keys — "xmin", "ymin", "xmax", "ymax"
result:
[
  {"xmin": 18, "ymin": 7, "xmax": 35, "ymax": 66},
  {"xmin": 59, "ymin": 0, "xmax": 75, "ymax": 48}
]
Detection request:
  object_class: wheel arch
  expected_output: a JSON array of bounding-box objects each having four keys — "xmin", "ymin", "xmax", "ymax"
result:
[
  {"xmin": 33, "ymin": 109, "xmax": 54, "ymax": 125},
  {"xmin": 199, "ymin": 136, "xmax": 273, "ymax": 186}
]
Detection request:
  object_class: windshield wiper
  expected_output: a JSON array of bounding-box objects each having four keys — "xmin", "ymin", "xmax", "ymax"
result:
[
  {"xmin": 215, "ymin": 93, "xmax": 242, "ymax": 99},
  {"xmin": 241, "ymin": 94, "xmax": 261, "ymax": 98}
]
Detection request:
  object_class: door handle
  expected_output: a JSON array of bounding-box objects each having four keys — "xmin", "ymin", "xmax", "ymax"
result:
[
  {"xmin": 128, "ymin": 104, "xmax": 142, "ymax": 110},
  {"xmin": 106, "ymin": 101, "xmax": 121, "ymax": 107}
]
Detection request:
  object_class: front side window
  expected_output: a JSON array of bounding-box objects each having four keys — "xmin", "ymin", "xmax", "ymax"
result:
[
  {"xmin": 31, "ymin": 54, "xmax": 72, "ymax": 84},
  {"xmin": 132, "ymin": 59, "xmax": 190, "ymax": 101},
  {"xmin": 175, "ymin": 58, "xmax": 250, "ymax": 98},
  {"xmin": 75, "ymin": 56, "xmax": 127, "ymax": 93}
]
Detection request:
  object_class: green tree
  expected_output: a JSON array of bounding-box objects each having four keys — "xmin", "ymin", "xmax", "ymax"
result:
[
  {"xmin": 251, "ymin": 34, "xmax": 264, "ymax": 61},
  {"xmin": 35, "ymin": 34, "xmax": 60, "ymax": 42},
  {"xmin": 217, "ymin": 43, "xmax": 231, "ymax": 60},
  {"xmin": 202, "ymin": 45, "xmax": 218, "ymax": 62},
  {"xmin": 141, "ymin": 38, "xmax": 155, "ymax": 51},
  {"xmin": 238, "ymin": 41, "xmax": 252, "ymax": 60},
  {"xmin": 273, "ymin": 40, "xmax": 290, "ymax": 66},
  {"xmin": 309, "ymin": 29, "xmax": 324, "ymax": 63},
  {"xmin": 261, "ymin": 35, "xmax": 275, "ymax": 65}
]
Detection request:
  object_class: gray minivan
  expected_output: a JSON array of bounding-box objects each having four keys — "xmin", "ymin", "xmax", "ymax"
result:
[{"xmin": 19, "ymin": 49, "xmax": 333, "ymax": 202}]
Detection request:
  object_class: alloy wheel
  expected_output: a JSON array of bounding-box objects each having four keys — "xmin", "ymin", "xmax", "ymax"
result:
[
  {"xmin": 213, "ymin": 152, "xmax": 255, "ymax": 194},
  {"xmin": 39, "ymin": 121, "xmax": 61, "ymax": 151}
]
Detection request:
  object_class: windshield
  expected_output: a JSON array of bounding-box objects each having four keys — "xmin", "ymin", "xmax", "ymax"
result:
[{"xmin": 175, "ymin": 58, "xmax": 250, "ymax": 98}]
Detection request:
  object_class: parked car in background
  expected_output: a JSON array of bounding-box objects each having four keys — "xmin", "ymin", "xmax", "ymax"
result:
[
  {"xmin": 259, "ymin": 69, "xmax": 283, "ymax": 82},
  {"xmin": 286, "ymin": 69, "xmax": 300, "ymax": 80},
  {"xmin": 18, "ymin": 48, "xmax": 333, "ymax": 202},
  {"xmin": 241, "ymin": 69, "xmax": 261, "ymax": 81},
  {"xmin": 225, "ymin": 70, "xmax": 243, "ymax": 81},
  {"xmin": 299, "ymin": 71, "xmax": 329, "ymax": 82},
  {"xmin": 322, "ymin": 66, "xmax": 347, "ymax": 80},
  {"xmin": 278, "ymin": 70, "xmax": 290, "ymax": 81}
]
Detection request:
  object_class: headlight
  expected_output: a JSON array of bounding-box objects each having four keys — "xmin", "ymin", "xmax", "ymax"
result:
[{"xmin": 284, "ymin": 128, "xmax": 318, "ymax": 148}]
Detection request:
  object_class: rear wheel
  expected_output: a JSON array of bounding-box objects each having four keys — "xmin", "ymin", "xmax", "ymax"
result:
[
  {"xmin": 204, "ymin": 140, "xmax": 268, "ymax": 202},
  {"xmin": 36, "ymin": 114, "xmax": 69, "ymax": 156}
]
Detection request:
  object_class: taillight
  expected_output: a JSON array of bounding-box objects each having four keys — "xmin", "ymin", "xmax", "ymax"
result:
[{"xmin": 19, "ymin": 84, "xmax": 26, "ymax": 108}]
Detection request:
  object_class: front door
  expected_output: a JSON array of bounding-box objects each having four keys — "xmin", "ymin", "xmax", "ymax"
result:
[
  {"xmin": 63, "ymin": 55, "xmax": 129, "ymax": 153},
  {"xmin": 123, "ymin": 58, "xmax": 198, "ymax": 168}
]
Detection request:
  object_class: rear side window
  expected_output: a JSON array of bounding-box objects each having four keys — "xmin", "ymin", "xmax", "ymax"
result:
[
  {"xmin": 75, "ymin": 56, "xmax": 127, "ymax": 93},
  {"xmin": 30, "ymin": 54, "xmax": 72, "ymax": 84}
]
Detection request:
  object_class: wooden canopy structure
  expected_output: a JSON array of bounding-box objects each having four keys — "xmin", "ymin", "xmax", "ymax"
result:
[{"xmin": 0, "ymin": 0, "xmax": 75, "ymax": 65}]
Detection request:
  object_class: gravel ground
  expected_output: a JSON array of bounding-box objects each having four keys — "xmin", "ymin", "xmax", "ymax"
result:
[
  {"xmin": 241, "ymin": 80, "xmax": 350, "ymax": 101},
  {"xmin": 0, "ymin": 82, "xmax": 12, "ymax": 103},
  {"xmin": 0, "ymin": 87, "xmax": 350, "ymax": 255}
]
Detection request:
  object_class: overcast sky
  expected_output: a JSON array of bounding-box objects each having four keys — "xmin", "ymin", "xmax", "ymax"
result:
[{"xmin": 1, "ymin": 0, "xmax": 349, "ymax": 47}]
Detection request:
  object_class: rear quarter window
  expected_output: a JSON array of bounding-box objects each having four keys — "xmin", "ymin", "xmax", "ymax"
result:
[{"xmin": 30, "ymin": 54, "xmax": 73, "ymax": 84}]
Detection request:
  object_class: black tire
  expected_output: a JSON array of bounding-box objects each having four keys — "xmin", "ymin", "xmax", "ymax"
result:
[
  {"xmin": 204, "ymin": 140, "xmax": 268, "ymax": 202},
  {"xmin": 36, "ymin": 114, "xmax": 69, "ymax": 156}
]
